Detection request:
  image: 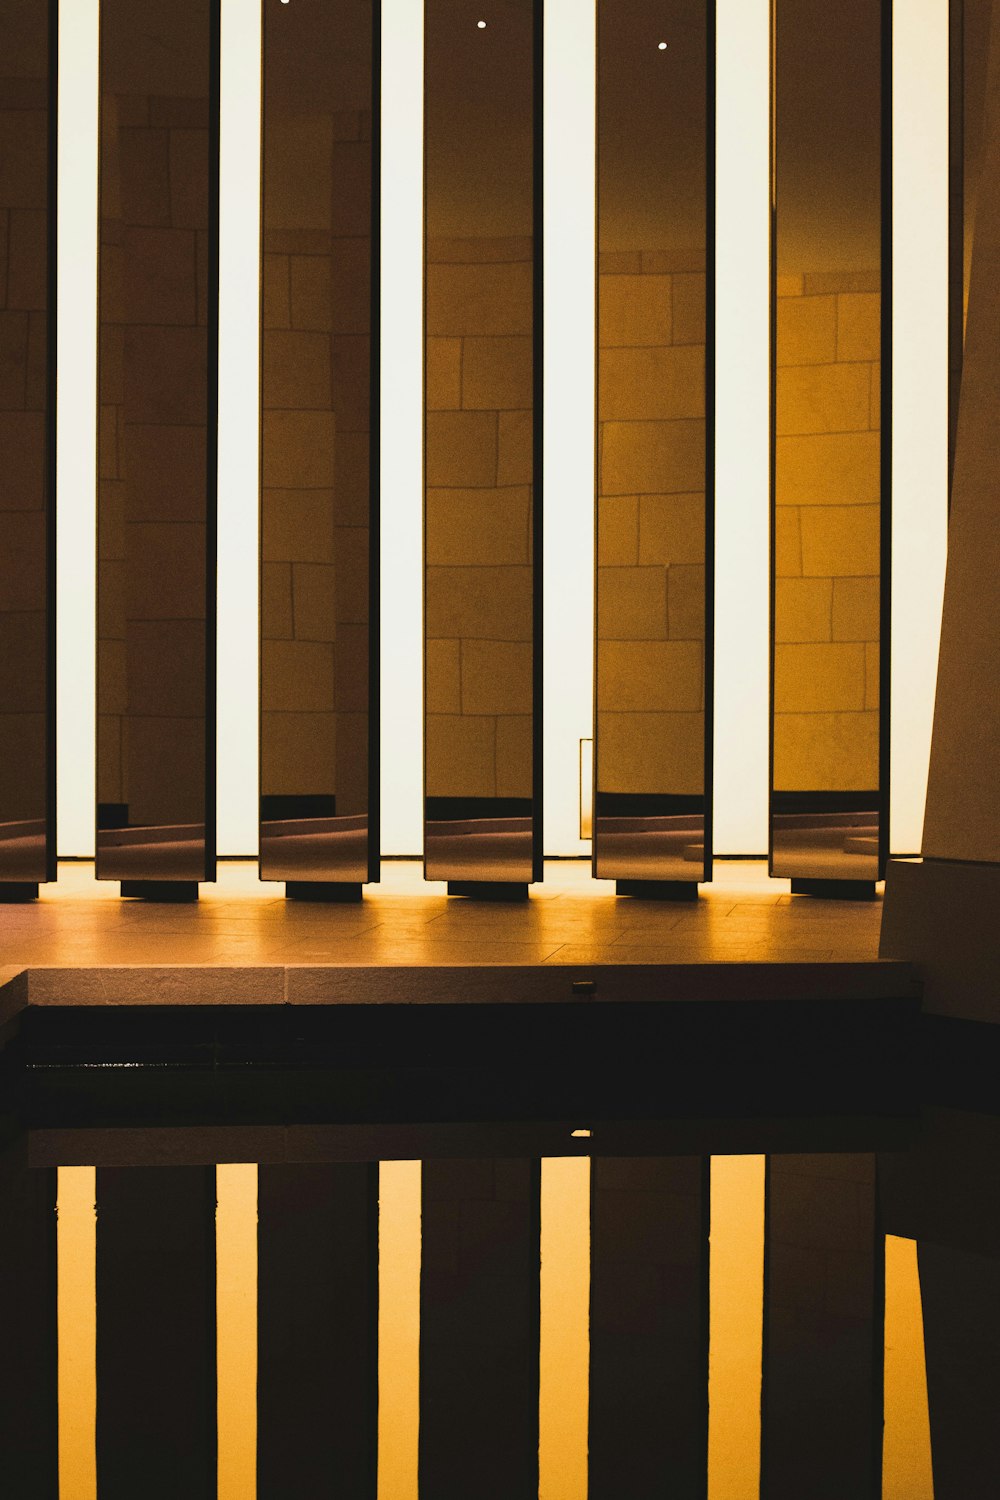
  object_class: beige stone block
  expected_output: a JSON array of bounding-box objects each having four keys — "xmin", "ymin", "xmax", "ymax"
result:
[
  {"xmin": 333, "ymin": 526, "xmax": 369, "ymax": 623},
  {"xmin": 167, "ymin": 128, "xmax": 208, "ymax": 230},
  {"xmin": 262, "ymin": 490, "xmax": 335, "ymax": 564},
  {"xmin": 125, "ymin": 522, "xmax": 205, "ymax": 621},
  {"xmin": 100, "ymin": 239, "xmax": 124, "ymax": 325},
  {"xmin": 671, "ymin": 274, "xmax": 706, "ymax": 345},
  {"xmin": 667, "ymin": 565, "xmax": 706, "ymax": 640},
  {"xmin": 776, "ymin": 295, "xmax": 837, "ymax": 366},
  {"xmin": 773, "ymin": 709, "xmax": 879, "ymax": 791},
  {"xmin": 98, "ymin": 559, "xmax": 124, "ymax": 640},
  {"xmin": 598, "ymin": 639, "xmax": 703, "ymax": 712},
  {"xmin": 292, "ymin": 562, "xmax": 337, "ymax": 642},
  {"xmin": 598, "ymin": 275, "xmax": 671, "ymax": 348},
  {"xmin": 426, "ymin": 487, "xmax": 530, "ymax": 566},
  {"xmin": 262, "ymin": 640, "xmax": 335, "ymax": 712},
  {"xmin": 427, "ymin": 338, "xmax": 463, "ymax": 410},
  {"xmin": 122, "ymin": 227, "xmax": 197, "ymax": 325},
  {"xmin": 118, "ymin": 127, "xmax": 171, "ymax": 226},
  {"xmin": 6, "ymin": 307, "xmax": 38, "ymax": 412},
  {"xmin": 123, "ymin": 326, "xmax": 207, "ymax": 426},
  {"xmin": 264, "ymin": 228, "xmax": 332, "ymax": 257},
  {"xmin": 644, "ymin": 248, "xmax": 706, "ymax": 274},
  {"xmin": 335, "ymin": 711, "xmax": 368, "ymax": 813},
  {"xmin": 262, "ymin": 562, "xmax": 293, "ymax": 640},
  {"xmin": 426, "ymin": 566, "xmax": 532, "ymax": 641},
  {"xmin": 426, "ymin": 261, "xmax": 532, "ymax": 337},
  {"xmin": 0, "ymin": 110, "xmax": 47, "ymax": 211},
  {"xmin": 598, "ymin": 566, "xmax": 666, "ymax": 640},
  {"xmin": 7, "ymin": 209, "xmax": 45, "ymax": 310},
  {"xmin": 263, "ymin": 254, "xmax": 291, "ymax": 330},
  {"xmin": 264, "ymin": 118, "xmax": 333, "ymax": 233},
  {"xmin": 334, "ymin": 623, "xmax": 369, "ymax": 714},
  {"xmin": 597, "ymin": 711, "xmax": 704, "ymax": 795},
  {"xmin": 261, "ymin": 712, "xmax": 336, "ymax": 798},
  {"xmin": 832, "ymin": 577, "xmax": 880, "ymax": 641},
  {"xmin": 99, "ymin": 406, "xmax": 119, "ymax": 481},
  {"xmin": 100, "ymin": 323, "xmax": 124, "ymax": 407},
  {"xmin": 775, "ymin": 507, "xmax": 802, "ymax": 577},
  {"xmin": 776, "ymin": 363, "xmax": 872, "ymax": 436},
  {"xmin": 98, "ymin": 481, "xmax": 125, "ymax": 561},
  {"xmin": 599, "ymin": 346, "xmax": 704, "ymax": 422},
  {"xmin": 866, "ymin": 643, "xmax": 880, "ymax": 709},
  {"xmin": 149, "ymin": 100, "xmax": 209, "ymax": 131},
  {"xmin": 775, "ymin": 578, "xmax": 833, "ymax": 643},
  {"xmin": 637, "ymin": 493, "xmax": 705, "ymax": 566},
  {"xmin": 802, "ymin": 271, "xmax": 880, "ymax": 296},
  {"xmin": 800, "ymin": 506, "xmax": 880, "ymax": 578},
  {"xmin": 461, "ymin": 336, "xmax": 532, "ymax": 410},
  {"xmin": 836, "ymin": 292, "xmax": 881, "ymax": 362},
  {"xmin": 775, "ymin": 431, "xmax": 881, "ymax": 506},
  {"xmin": 426, "ymin": 638, "xmax": 461, "ymax": 713},
  {"xmin": 425, "ymin": 714, "xmax": 496, "ymax": 798},
  {"xmin": 329, "ymin": 140, "xmax": 372, "ymax": 238},
  {"xmin": 774, "ymin": 642, "xmax": 867, "ymax": 713},
  {"xmin": 497, "ymin": 410, "xmax": 533, "ymax": 486},
  {"xmin": 98, "ymin": 635, "xmax": 126, "ymax": 716},
  {"xmin": 123, "ymin": 716, "xmax": 206, "ymax": 828},
  {"xmin": 264, "ymin": 329, "xmax": 331, "ymax": 410},
  {"xmin": 289, "ymin": 255, "xmax": 332, "ymax": 332},
  {"xmin": 334, "ymin": 432, "xmax": 370, "ymax": 525},
  {"xmin": 263, "ymin": 411, "xmax": 335, "ymax": 489},
  {"xmin": 869, "ymin": 363, "xmax": 881, "ymax": 430},
  {"xmin": 0, "ymin": 612, "xmax": 45, "ymax": 712},
  {"xmin": 598, "ymin": 251, "xmax": 642, "ymax": 274},
  {"xmin": 97, "ymin": 714, "xmax": 123, "ymax": 804},
  {"xmin": 123, "ymin": 425, "xmax": 207, "ymax": 522},
  {"xmin": 602, "ymin": 419, "xmax": 705, "ymax": 495},
  {"xmin": 427, "ymin": 236, "xmax": 532, "ymax": 264},
  {"xmin": 125, "ymin": 619, "xmax": 205, "ymax": 717},
  {"xmin": 496, "ymin": 714, "xmax": 533, "ymax": 798},
  {"xmin": 461, "ymin": 640, "xmax": 532, "ymax": 715},
  {"xmin": 329, "ymin": 238, "xmax": 372, "ymax": 336},
  {"xmin": 777, "ymin": 275, "xmax": 805, "ymax": 297},
  {"xmin": 0, "ymin": 711, "xmax": 46, "ymax": 816},
  {"xmin": 425, "ymin": 410, "xmax": 497, "ymax": 487},
  {"xmin": 598, "ymin": 496, "xmax": 638, "ymax": 565},
  {"xmin": 330, "ymin": 336, "xmax": 371, "ymax": 433}
]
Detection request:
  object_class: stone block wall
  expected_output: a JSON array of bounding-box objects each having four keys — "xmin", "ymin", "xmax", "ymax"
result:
[
  {"xmin": 425, "ymin": 235, "xmax": 533, "ymax": 801},
  {"xmin": 774, "ymin": 272, "xmax": 881, "ymax": 791},
  {"xmin": 596, "ymin": 250, "xmax": 706, "ymax": 796}
]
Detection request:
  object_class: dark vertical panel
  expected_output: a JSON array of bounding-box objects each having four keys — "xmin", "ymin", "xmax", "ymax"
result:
[
  {"xmin": 96, "ymin": 1167, "xmax": 217, "ymax": 1499},
  {"xmin": 0, "ymin": 1154, "xmax": 58, "ymax": 1496},
  {"xmin": 96, "ymin": 0, "xmax": 219, "ymax": 890},
  {"xmin": 589, "ymin": 1157, "xmax": 709, "ymax": 1499},
  {"xmin": 257, "ymin": 1163, "xmax": 378, "ymax": 1497},
  {"xmin": 0, "ymin": 0, "xmax": 56, "ymax": 895},
  {"xmin": 419, "ymin": 1159, "xmax": 540, "ymax": 1498},
  {"xmin": 423, "ymin": 0, "xmax": 541, "ymax": 892},
  {"xmin": 594, "ymin": 0, "xmax": 714, "ymax": 897},
  {"xmin": 770, "ymin": 0, "xmax": 889, "ymax": 892},
  {"xmin": 259, "ymin": 0, "xmax": 379, "ymax": 891},
  {"xmin": 761, "ymin": 1155, "xmax": 883, "ymax": 1499}
]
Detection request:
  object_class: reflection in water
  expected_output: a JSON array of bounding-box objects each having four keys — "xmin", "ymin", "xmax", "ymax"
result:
[
  {"xmin": 539, "ymin": 1158, "xmax": 590, "ymax": 1500},
  {"xmin": 883, "ymin": 1236, "xmax": 933, "ymax": 1500},
  {"xmin": 57, "ymin": 1168, "xmax": 96, "ymax": 1500},
  {"xmin": 216, "ymin": 1165, "xmax": 257, "ymax": 1500},
  {"xmin": 708, "ymin": 1156, "xmax": 765, "ymax": 1500},
  {"xmin": 378, "ymin": 1161, "xmax": 421, "ymax": 1500}
]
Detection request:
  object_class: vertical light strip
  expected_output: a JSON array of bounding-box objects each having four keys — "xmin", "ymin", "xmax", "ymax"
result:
[
  {"xmin": 216, "ymin": 1164, "xmax": 258, "ymax": 1499},
  {"xmin": 380, "ymin": 0, "xmax": 425, "ymax": 857},
  {"xmin": 707, "ymin": 1154, "xmax": 765, "ymax": 1500},
  {"xmin": 55, "ymin": 1, "xmax": 99, "ymax": 857},
  {"xmin": 217, "ymin": 0, "xmax": 263, "ymax": 858},
  {"xmin": 538, "ymin": 1155, "xmax": 591, "ymax": 1500},
  {"xmin": 377, "ymin": 1160, "xmax": 421, "ymax": 1500},
  {"xmin": 890, "ymin": 0, "xmax": 949, "ymax": 855},
  {"xmin": 713, "ymin": 0, "xmax": 771, "ymax": 856},
  {"xmin": 543, "ymin": 0, "xmax": 596, "ymax": 857},
  {"xmin": 57, "ymin": 1167, "xmax": 97, "ymax": 1500},
  {"xmin": 882, "ymin": 1235, "xmax": 934, "ymax": 1499}
]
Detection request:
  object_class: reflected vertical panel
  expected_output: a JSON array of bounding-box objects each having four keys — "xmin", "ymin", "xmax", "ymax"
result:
[
  {"xmin": 377, "ymin": 1160, "xmax": 421, "ymax": 1500},
  {"xmin": 259, "ymin": 0, "xmax": 378, "ymax": 892},
  {"xmin": 771, "ymin": 0, "xmax": 889, "ymax": 892},
  {"xmin": 95, "ymin": 0, "xmax": 219, "ymax": 892},
  {"xmin": 423, "ymin": 0, "xmax": 541, "ymax": 893},
  {"xmin": 216, "ymin": 1163, "xmax": 257, "ymax": 1500},
  {"xmin": 0, "ymin": 0, "xmax": 56, "ymax": 895},
  {"xmin": 882, "ymin": 1236, "xmax": 933, "ymax": 1500},
  {"xmin": 707, "ymin": 1154, "xmax": 765, "ymax": 1500},
  {"xmin": 538, "ymin": 1155, "xmax": 590, "ymax": 1500},
  {"xmin": 594, "ymin": 0, "xmax": 713, "ymax": 896},
  {"xmin": 0, "ymin": 1154, "xmax": 57, "ymax": 1496},
  {"xmin": 57, "ymin": 1166, "xmax": 97, "ymax": 1500}
]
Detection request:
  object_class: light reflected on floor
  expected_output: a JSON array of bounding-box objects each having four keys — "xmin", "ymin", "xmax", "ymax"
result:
[
  {"xmin": 378, "ymin": 1161, "xmax": 422, "ymax": 1500},
  {"xmin": 539, "ymin": 1156, "xmax": 591, "ymax": 1500},
  {"xmin": 216, "ymin": 1164, "xmax": 258, "ymax": 1500},
  {"xmin": 883, "ymin": 1234, "xmax": 934, "ymax": 1500},
  {"xmin": 707, "ymin": 1155, "xmax": 766, "ymax": 1500},
  {"xmin": 57, "ymin": 1167, "xmax": 96, "ymax": 1500}
]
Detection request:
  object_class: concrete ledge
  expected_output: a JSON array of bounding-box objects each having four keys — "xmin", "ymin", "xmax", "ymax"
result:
[{"xmin": 880, "ymin": 858, "xmax": 1000, "ymax": 1024}]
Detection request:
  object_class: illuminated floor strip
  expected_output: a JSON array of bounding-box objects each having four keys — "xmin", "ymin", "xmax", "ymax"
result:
[
  {"xmin": 216, "ymin": 1164, "xmax": 258, "ymax": 1499},
  {"xmin": 538, "ymin": 1155, "xmax": 591, "ymax": 1500},
  {"xmin": 57, "ymin": 1167, "xmax": 97, "ymax": 1500},
  {"xmin": 883, "ymin": 1234, "xmax": 934, "ymax": 1500},
  {"xmin": 377, "ymin": 1160, "xmax": 422, "ymax": 1500},
  {"xmin": 707, "ymin": 1154, "xmax": 766, "ymax": 1500}
]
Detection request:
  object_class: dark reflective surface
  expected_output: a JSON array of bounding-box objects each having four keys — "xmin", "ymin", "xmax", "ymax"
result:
[
  {"xmin": 594, "ymin": 0, "xmax": 712, "ymax": 889},
  {"xmin": 423, "ymin": 0, "xmax": 539, "ymax": 886},
  {"xmin": 259, "ymin": 0, "xmax": 377, "ymax": 887},
  {"xmin": 96, "ymin": 0, "xmax": 218, "ymax": 885},
  {"xmin": 771, "ymin": 0, "xmax": 887, "ymax": 885},
  {"xmin": 0, "ymin": 0, "xmax": 55, "ymax": 888}
]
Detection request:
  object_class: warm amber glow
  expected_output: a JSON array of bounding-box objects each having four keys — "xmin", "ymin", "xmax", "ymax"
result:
[
  {"xmin": 378, "ymin": 1161, "xmax": 422, "ymax": 1500},
  {"xmin": 57, "ymin": 1167, "xmax": 97, "ymax": 1500},
  {"xmin": 707, "ymin": 1154, "xmax": 765, "ymax": 1500},
  {"xmin": 538, "ymin": 1156, "xmax": 591, "ymax": 1500},
  {"xmin": 216, "ymin": 1164, "xmax": 258, "ymax": 1499},
  {"xmin": 883, "ymin": 1235, "xmax": 934, "ymax": 1499}
]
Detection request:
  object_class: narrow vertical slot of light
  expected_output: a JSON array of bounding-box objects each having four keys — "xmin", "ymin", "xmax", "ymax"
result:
[
  {"xmin": 707, "ymin": 1154, "xmax": 765, "ymax": 1500},
  {"xmin": 377, "ymin": 1160, "xmax": 421, "ymax": 1500},
  {"xmin": 882, "ymin": 1234, "xmax": 934, "ymax": 1499},
  {"xmin": 713, "ymin": 0, "xmax": 771, "ymax": 856},
  {"xmin": 890, "ymin": 0, "xmax": 949, "ymax": 855},
  {"xmin": 538, "ymin": 1155, "xmax": 591, "ymax": 1500},
  {"xmin": 543, "ymin": 0, "xmax": 596, "ymax": 856},
  {"xmin": 57, "ymin": 1166, "xmax": 97, "ymax": 1500},
  {"xmin": 55, "ymin": 1, "xmax": 99, "ymax": 857},
  {"xmin": 217, "ymin": 0, "xmax": 263, "ymax": 857},
  {"xmin": 380, "ymin": 0, "xmax": 425, "ymax": 857},
  {"xmin": 216, "ymin": 1163, "xmax": 258, "ymax": 1500}
]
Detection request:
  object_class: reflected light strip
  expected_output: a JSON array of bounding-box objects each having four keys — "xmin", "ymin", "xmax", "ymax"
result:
[
  {"xmin": 538, "ymin": 1155, "xmax": 591, "ymax": 1500},
  {"xmin": 707, "ymin": 1154, "xmax": 765, "ymax": 1500},
  {"xmin": 217, "ymin": 0, "xmax": 263, "ymax": 857},
  {"xmin": 55, "ymin": 0, "xmax": 99, "ymax": 857},
  {"xmin": 713, "ymin": 0, "xmax": 771, "ymax": 856},
  {"xmin": 377, "ymin": 1160, "xmax": 421, "ymax": 1500},
  {"xmin": 216, "ymin": 1164, "xmax": 258, "ymax": 1499},
  {"xmin": 882, "ymin": 1235, "xmax": 934, "ymax": 1499},
  {"xmin": 57, "ymin": 1167, "xmax": 97, "ymax": 1500},
  {"xmin": 543, "ymin": 0, "xmax": 596, "ymax": 857},
  {"xmin": 380, "ymin": 0, "xmax": 425, "ymax": 856},
  {"xmin": 890, "ymin": 0, "xmax": 949, "ymax": 854}
]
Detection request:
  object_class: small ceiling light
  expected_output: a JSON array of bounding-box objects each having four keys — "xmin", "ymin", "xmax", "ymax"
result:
[
  {"xmin": 658, "ymin": 40, "xmax": 668, "ymax": 49},
  {"xmin": 571, "ymin": 1128, "xmax": 592, "ymax": 1139},
  {"xmin": 478, "ymin": 19, "xmax": 487, "ymax": 27}
]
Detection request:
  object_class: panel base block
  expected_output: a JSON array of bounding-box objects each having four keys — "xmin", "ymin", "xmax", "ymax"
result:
[
  {"xmin": 120, "ymin": 881, "xmax": 200, "ymax": 903},
  {"xmin": 790, "ymin": 879, "xmax": 878, "ymax": 901},
  {"xmin": 0, "ymin": 883, "xmax": 39, "ymax": 902},
  {"xmin": 447, "ymin": 881, "xmax": 530, "ymax": 901},
  {"xmin": 616, "ymin": 879, "xmax": 699, "ymax": 901},
  {"xmin": 284, "ymin": 882, "xmax": 364, "ymax": 903}
]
